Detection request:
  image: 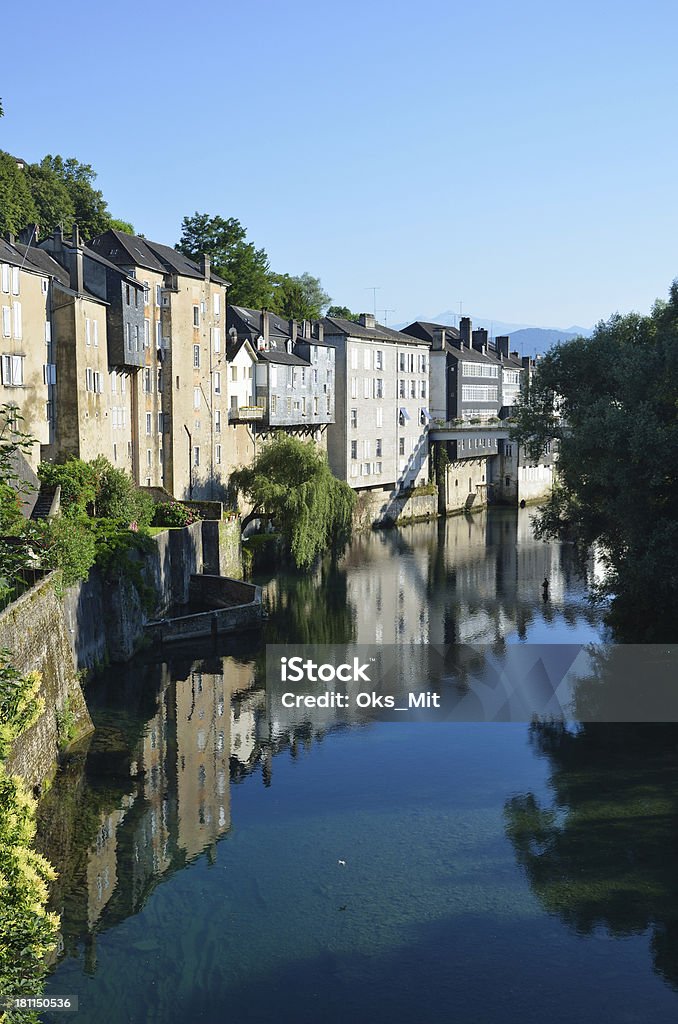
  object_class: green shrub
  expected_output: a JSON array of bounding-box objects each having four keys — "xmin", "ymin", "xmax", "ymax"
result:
[
  {"xmin": 34, "ymin": 513, "xmax": 96, "ymax": 590},
  {"xmin": 152, "ymin": 501, "xmax": 200, "ymax": 528},
  {"xmin": 38, "ymin": 457, "xmax": 96, "ymax": 517}
]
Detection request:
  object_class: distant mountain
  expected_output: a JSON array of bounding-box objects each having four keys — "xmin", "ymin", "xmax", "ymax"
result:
[{"xmin": 393, "ymin": 312, "xmax": 593, "ymax": 358}]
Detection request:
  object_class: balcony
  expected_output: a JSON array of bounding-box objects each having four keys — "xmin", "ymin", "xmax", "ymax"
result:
[{"xmin": 230, "ymin": 405, "xmax": 265, "ymax": 422}]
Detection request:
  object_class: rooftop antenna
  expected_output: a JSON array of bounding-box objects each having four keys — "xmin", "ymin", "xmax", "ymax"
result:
[
  {"xmin": 379, "ymin": 308, "xmax": 395, "ymax": 326},
  {"xmin": 365, "ymin": 286, "xmax": 380, "ymax": 316},
  {"xmin": 451, "ymin": 301, "xmax": 463, "ymax": 328}
]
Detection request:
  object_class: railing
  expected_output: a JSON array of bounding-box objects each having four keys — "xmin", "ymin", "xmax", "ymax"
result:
[{"xmin": 231, "ymin": 406, "xmax": 265, "ymax": 422}]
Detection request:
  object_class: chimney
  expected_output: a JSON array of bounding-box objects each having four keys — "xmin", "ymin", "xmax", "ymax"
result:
[
  {"xmin": 70, "ymin": 224, "xmax": 84, "ymax": 294},
  {"xmin": 53, "ymin": 226, "xmax": 63, "ymax": 252},
  {"xmin": 4, "ymin": 232, "xmax": 15, "ymax": 246},
  {"xmin": 18, "ymin": 224, "xmax": 39, "ymax": 245},
  {"xmin": 358, "ymin": 313, "xmax": 376, "ymax": 329},
  {"xmin": 472, "ymin": 328, "xmax": 488, "ymax": 353},
  {"xmin": 261, "ymin": 309, "xmax": 270, "ymax": 345},
  {"xmin": 288, "ymin": 318, "xmax": 297, "ymax": 342},
  {"xmin": 497, "ymin": 335, "xmax": 510, "ymax": 359},
  {"xmin": 459, "ymin": 316, "xmax": 471, "ymax": 349},
  {"xmin": 315, "ymin": 321, "xmax": 324, "ymax": 344},
  {"xmin": 200, "ymin": 253, "xmax": 210, "ymax": 280},
  {"xmin": 302, "ymin": 319, "xmax": 312, "ymax": 339},
  {"xmin": 432, "ymin": 328, "xmax": 446, "ymax": 351}
]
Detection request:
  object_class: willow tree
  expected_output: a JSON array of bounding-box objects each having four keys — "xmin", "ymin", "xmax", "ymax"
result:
[{"xmin": 230, "ymin": 435, "xmax": 356, "ymax": 569}]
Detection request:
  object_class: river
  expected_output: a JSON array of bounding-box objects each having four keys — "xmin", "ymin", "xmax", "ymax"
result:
[{"xmin": 38, "ymin": 509, "xmax": 678, "ymax": 1023}]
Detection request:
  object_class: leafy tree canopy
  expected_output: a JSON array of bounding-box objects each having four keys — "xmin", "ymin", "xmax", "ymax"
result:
[
  {"xmin": 327, "ymin": 305, "xmax": 360, "ymax": 322},
  {"xmin": 271, "ymin": 272, "xmax": 331, "ymax": 320},
  {"xmin": 229, "ymin": 435, "xmax": 355, "ymax": 569},
  {"xmin": 0, "ymin": 151, "xmax": 37, "ymax": 235},
  {"xmin": 511, "ymin": 281, "xmax": 678, "ymax": 639},
  {"xmin": 176, "ymin": 212, "xmax": 274, "ymax": 308}
]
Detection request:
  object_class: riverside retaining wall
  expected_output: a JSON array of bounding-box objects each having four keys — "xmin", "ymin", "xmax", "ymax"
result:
[{"xmin": 2, "ymin": 574, "xmax": 93, "ymax": 787}]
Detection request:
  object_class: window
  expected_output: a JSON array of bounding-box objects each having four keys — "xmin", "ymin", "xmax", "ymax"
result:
[
  {"xmin": 363, "ymin": 378, "xmax": 370, "ymax": 399},
  {"xmin": 11, "ymin": 267, "xmax": 19, "ymax": 296},
  {"xmin": 351, "ymin": 347, "xmax": 358, "ymax": 370},
  {"xmin": 350, "ymin": 409, "xmax": 358, "ymax": 428},
  {"xmin": 193, "ymin": 306, "xmax": 200, "ymax": 327},
  {"xmin": 144, "ymin": 368, "xmax": 152, "ymax": 393},
  {"xmin": 363, "ymin": 463, "xmax": 371, "ymax": 476},
  {"xmin": 143, "ymin": 281, "xmax": 150, "ymax": 305},
  {"xmin": 399, "ymin": 352, "xmax": 406, "ymax": 372},
  {"xmin": 399, "ymin": 437, "xmax": 405, "ymax": 456},
  {"xmin": 159, "ymin": 446, "xmax": 164, "ymax": 465},
  {"xmin": 213, "ymin": 292, "xmax": 221, "ymax": 315},
  {"xmin": 134, "ymin": 324, "xmax": 139, "ymax": 351},
  {"xmin": 0, "ymin": 265, "xmax": 8, "ymax": 293},
  {"xmin": 1, "ymin": 306, "xmax": 10, "ymax": 337},
  {"xmin": 271, "ymin": 395, "xmax": 277, "ymax": 414},
  {"xmin": 157, "ymin": 369, "xmax": 163, "ymax": 392},
  {"xmin": 111, "ymin": 371, "xmax": 117, "ymax": 394},
  {"xmin": 374, "ymin": 378, "xmax": 383, "ymax": 399},
  {"xmin": 312, "ymin": 368, "xmax": 318, "ymax": 384},
  {"xmin": 93, "ymin": 371, "xmax": 103, "ymax": 393},
  {"xmin": 462, "ymin": 361, "xmax": 499, "ymax": 378},
  {"xmin": 147, "ymin": 449, "xmax": 152, "ymax": 467},
  {"xmin": 42, "ymin": 363, "xmax": 57, "ymax": 385},
  {"xmin": 376, "ymin": 407, "xmax": 383, "ymax": 428},
  {"xmin": 375, "ymin": 350, "xmax": 383, "ymax": 370},
  {"xmin": 215, "ymin": 410, "xmax": 221, "ymax": 433},
  {"xmin": 399, "ymin": 380, "xmax": 406, "ymax": 398},
  {"xmin": 410, "ymin": 380, "xmax": 416, "ymax": 398},
  {"xmin": 193, "ymin": 344, "xmax": 200, "ymax": 368},
  {"xmin": 269, "ymin": 365, "xmax": 277, "ymax": 387},
  {"xmin": 231, "ymin": 365, "xmax": 238, "ymax": 382},
  {"xmin": 376, "ymin": 438, "xmax": 382, "ymax": 457},
  {"xmin": 505, "ymin": 476, "xmax": 511, "ymax": 487},
  {"xmin": 212, "ymin": 327, "xmax": 221, "ymax": 353},
  {"xmin": 156, "ymin": 321, "xmax": 162, "ymax": 348},
  {"xmin": 193, "ymin": 446, "xmax": 200, "ymax": 467},
  {"xmin": 126, "ymin": 284, "xmax": 131, "ymax": 305},
  {"xmin": 158, "ymin": 412, "xmax": 164, "ymax": 433},
  {"xmin": 363, "ymin": 349, "xmax": 371, "ymax": 370},
  {"xmin": 363, "ymin": 440, "xmax": 371, "ymax": 458},
  {"xmin": 194, "ymin": 387, "xmax": 201, "ymax": 410},
  {"xmin": 156, "ymin": 284, "xmax": 162, "ymax": 306},
  {"xmin": 146, "ymin": 413, "xmax": 152, "ymax": 435},
  {"xmin": 461, "ymin": 384, "xmax": 498, "ymax": 402},
  {"xmin": 213, "ymin": 371, "xmax": 221, "ymax": 395},
  {"xmin": 313, "ymin": 396, "xmax": 318, "ymax": 415},
  {"xmin": 126, "ymin": 323, "xmax": 131, "ymax": 350},
  {"xmin": 215, "ymin": 444, "xmax": 222, "ymax": 465},
  {"xmin": 326, "ymin": 394, "xmax": 331, "ymax": 415},
  {"xmin": 45, "ymin": 321, "xmax": 51, "ymax": 344},
  {"xmin": 85, "ymin": 367, "xmax": 93, "ymax": 391},
  {"xmin": 1, "ymin": 355, "xmax": 24, "ymax": 386},
  {"xmin": 86, "ymin": 318, "xmax": 91, "ymax": 346},
  {"xmin": 351, "ymin": 377, "xmax": 357, "ymax": 399},
  {"xmin": 93, "ymin": 320, "xmax": 99, "ymax": 347},
  {"xmin": 350, "ymin": 464, "xmax": 359, "ymax": 478},
  {"xmin": 376, "ymin": 462, "xmax": 382, "ymax": 474},
  {"xmin": 121, "ymin": 374, "xmax": 126, "ymax": 394}
]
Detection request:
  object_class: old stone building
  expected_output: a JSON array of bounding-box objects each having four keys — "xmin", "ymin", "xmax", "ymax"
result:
[
  {"xmin": 89, "ymin": 232, "xmax": 229, "ymax": 498},
  {"xmin": 0, "ymin": 236, "xmax": 51, "ymax": 472}
]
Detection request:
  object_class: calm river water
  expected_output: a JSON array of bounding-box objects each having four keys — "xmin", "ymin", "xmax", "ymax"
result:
[{"xmin": 38, "ymin": 510, "xmax": 678, "ymax": 1023}]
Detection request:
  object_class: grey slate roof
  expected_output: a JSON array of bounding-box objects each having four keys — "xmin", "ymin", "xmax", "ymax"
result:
[
  {"xmin": 229, "ymin": 305, "xmax": 290, "ymax": 342},
  {"xmin": 89, "ymin": 230, "xmax": 166, "ymax": 274},
  {"xmin": 257, "ymin": 350, "xmax": 309, "ymax": 367},
  {"xmin": 143, "ymin": 239, "xmax": 229, "ymax": 287},
  {"xmin": 322, "ymin": 316, "xmax": 431, "ymax": 346}
]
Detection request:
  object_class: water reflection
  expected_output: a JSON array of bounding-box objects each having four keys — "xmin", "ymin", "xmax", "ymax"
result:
[{"xmin": 505, "ymin": 722, "xmax": 678, "ymax": 990}]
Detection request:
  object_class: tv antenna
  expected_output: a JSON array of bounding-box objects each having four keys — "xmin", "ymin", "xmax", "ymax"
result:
[
  {"xmin": 365, "ymin": 286, "xmax": 381, "ymax": 316},
  {"xmin": 379, "ymin": 308, "xmax": 395, "ymax": 326}
]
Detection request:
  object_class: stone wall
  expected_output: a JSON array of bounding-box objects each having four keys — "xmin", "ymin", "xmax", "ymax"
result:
[
  {"xmin": 353, "ymin": 487, "xmax": 438, "ymax": 529},
  {"xmin": 201, "ymin": 518, "xmax": 242, "ymax": 578},
  {"xmin": 188, "ymin": 574, "xmax": 257, "ymax": 608},
  {"xmin": 2, "ymin": 574, "xmax": 93, "ymax": 787}
]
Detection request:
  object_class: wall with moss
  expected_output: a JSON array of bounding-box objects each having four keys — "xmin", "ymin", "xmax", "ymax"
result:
[{"xmin": 1, "ymin": 574, "xmax": 93, "ymax": 786}]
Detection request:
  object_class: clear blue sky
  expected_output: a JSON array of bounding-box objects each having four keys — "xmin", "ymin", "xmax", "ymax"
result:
[{"xmin": 2, "ymin": 0, "xmax": 677, "ymax": 328}]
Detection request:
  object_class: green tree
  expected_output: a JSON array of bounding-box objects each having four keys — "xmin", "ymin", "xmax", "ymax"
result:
[
  {"xmin": 327, "ymin": 305, "xmax": 360, "ymax": 322},
  {"xmin": 230, "ymin": 435, "xmax": 356, "ymax": 569},
  {"xmin": 40, "ymin": 156, "xmax": 112, "ymax": 238},
  {"xmin": 0, "ymin": 152, "xmax": 37, "ymax": 236},
  {"xmin": 24, "ymin": 158, "xmax": 75, "ymax": 236},
  {"xmin": 511, "ymin": 282, "xmax": 678, "ymax": 639},
  {"xmin": 271, "ymin": 272, "xmax": 331, "ymax": 320},
  {"xmin": 109, "ymin": 217, "xmax": 135, "ymax": 233},
  {"xmin": 176, "ymin": 213, "xmax": 274, "ymax": 307}
]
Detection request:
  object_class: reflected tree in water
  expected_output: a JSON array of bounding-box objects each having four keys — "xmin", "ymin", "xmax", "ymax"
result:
[{"xmin": 505, "ymin": 721, "xmax": 678, "ymax": 990}]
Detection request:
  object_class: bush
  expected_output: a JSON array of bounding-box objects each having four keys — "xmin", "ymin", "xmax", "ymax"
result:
[
  {"xmin": 34, "ymin": 513, "xmax": 96, "ymax": 589},
  {"xmin": 93, "ymin": 459, "xmax": 154, "ymax": 529},
  {"xmin": 38, "ymin": 457, "xmax": 96, "ymax": 516},
  {"xmin": 152, "ymin": 501, "xmax": 200, "ymax": 528}
]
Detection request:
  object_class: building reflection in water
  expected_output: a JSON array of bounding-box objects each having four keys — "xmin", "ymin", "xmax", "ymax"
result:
[{"xmin": 37, "ymin": 509, "xmax": 602, "ymax": 971}]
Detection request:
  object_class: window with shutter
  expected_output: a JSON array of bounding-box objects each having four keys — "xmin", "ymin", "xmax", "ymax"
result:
[
  {"xmin": 11, "ymin": 268, "xmax": 19, "ymax": 296},
  {"xmin": 1, "ymin": 265, "xmax": 9, "ymax": 293},
  {"xmin": 12, "ymin": 303, "xmax": 22, "ymax": 340},
  {"xmin": 1, "ymin": 307, "xmax": 10, "ymax": 338}
]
